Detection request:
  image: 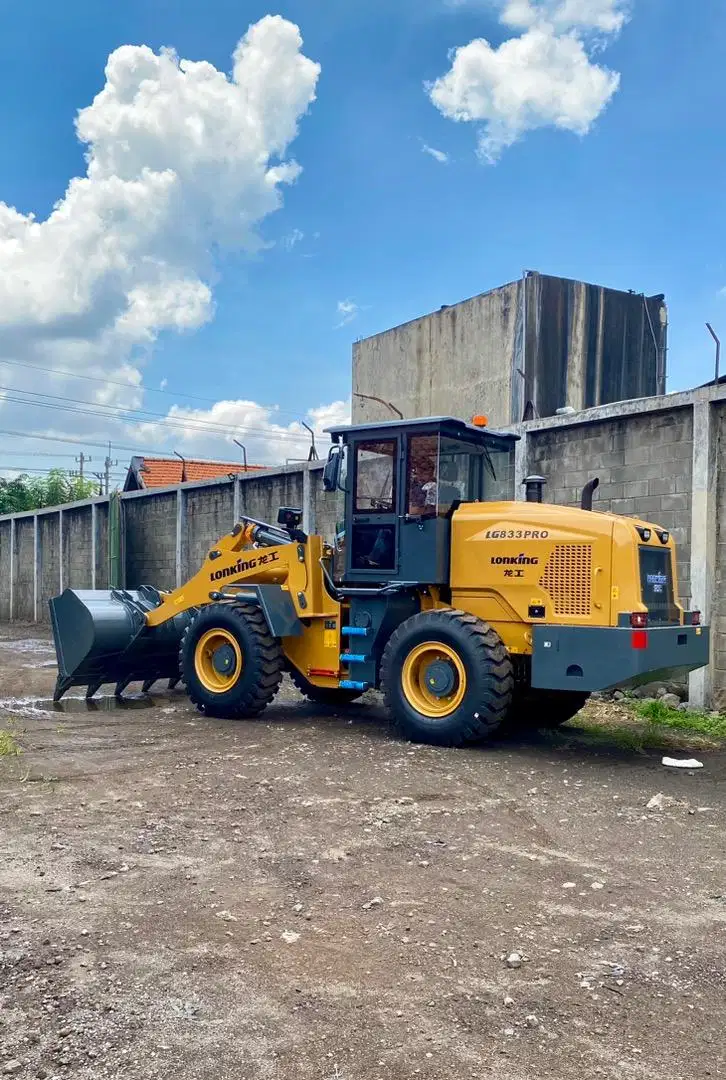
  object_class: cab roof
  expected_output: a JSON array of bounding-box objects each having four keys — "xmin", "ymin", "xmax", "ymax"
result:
[{"xmin": 326, "ymin": 416, "xmax": 518, "ymax": 448}]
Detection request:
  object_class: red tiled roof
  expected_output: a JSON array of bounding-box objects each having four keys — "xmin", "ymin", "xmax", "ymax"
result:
[{"xmin": 137, "ymin": 458, "xmax": 267, "ymax": 488}]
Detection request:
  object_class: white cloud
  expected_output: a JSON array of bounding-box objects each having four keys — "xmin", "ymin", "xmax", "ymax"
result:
[
  {"xmin": 135, "ymin": 397, "xmax": 351, "ymax": 464},
  {"xmin": 501, "ymin": 0, "xmax": 627, "ymax": 33},
  {"xmin": 159, "ymin": 378, "xmax": 168, "ymax": 391},
  {"xmin": 336, "ymin": 299, "xmax": 359, "ymax": 328},
  {"xmin": 421, "ymin": 142, "xmax": 450, "ymax": 163},
  {"xmin": 282, "ymin": 227, "xmax": 305, "ymax": 250},
  {"xmin": 0, "ymin": 17, "xmax": 325, "ymax": 467},
  {"xmin": 429, "ymin": 0, "xmax": 625, "ymax": 161}
]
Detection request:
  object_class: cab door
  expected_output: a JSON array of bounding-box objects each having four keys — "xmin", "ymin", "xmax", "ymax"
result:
[
  {"xmin": 398, "ymin": 432, "xmax": 451, "ymax": 585},
  {"xmin": 345, "ymin": 436, "xmax": 400, "ymax": 582}
]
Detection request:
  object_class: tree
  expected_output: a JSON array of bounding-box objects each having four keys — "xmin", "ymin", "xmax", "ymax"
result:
[{"xmin": 0, "ymin": 469, "xmax": 98, "ymax": 515}]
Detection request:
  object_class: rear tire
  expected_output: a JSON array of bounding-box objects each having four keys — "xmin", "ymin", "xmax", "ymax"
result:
[
  {"xmin": 288, "ymin": 666, "xmax": 362, "ymax": 707},
  {"xmin": 180, "ymin": 603, "xmax": 282, "ymax": 719},
  {"xmin": 381, "ymin": 610, "xmax": 513, "ymax": 747},
  {"xmin": 506, "ymin": 689, "xmax": 590, "ymax": 731}
]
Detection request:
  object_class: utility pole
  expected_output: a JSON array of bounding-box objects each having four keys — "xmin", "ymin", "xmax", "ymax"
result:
[
  {"xmin": 73, "ymin": 452, "xmax": 91, "ymax": 480},
  {"xmin": 104, "ymin": 443, "xmax": 118, "ymax": 496}
]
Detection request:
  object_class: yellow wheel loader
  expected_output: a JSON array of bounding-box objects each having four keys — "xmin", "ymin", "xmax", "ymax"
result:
[{"xmin": 49, "ymin": 417, "xmax": 709, "ymax": 747}]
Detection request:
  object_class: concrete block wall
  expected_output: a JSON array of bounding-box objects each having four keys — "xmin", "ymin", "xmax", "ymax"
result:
[
  {"xmin": 95, "ymin": 503, "xmax": 110, "ymax": 591},
  {"xmin": 185, "ymin": 484, "xmax": 235, "ymax": 582},
  {"xmin": 309, "ymin": 466, "xmax": 342, "ymax": 541},
  {"xmin": 15, "ymin": 519, "xmax": 35, "ymax": 622},
  {"xmin": 527, "ymin": 407, "xmax": 693, "ymax": 606},
  {"xmin": 0, "ymin": 388, "xmax": 724, "ymax": 706},
  {"xmin": 63, "ymin": 508, "xmax": 94, "ymax": 590},
  {"xmin": 124, "ymin": 491, "xmax": 178, "ymax": 592},
  {"xmin": 711, "ymin": 403, "xmax": 726, "ymax": 707},
  {"xmin": 0, "ymin": 520, "xmax": 10, "ymax": 621},
  {"xmin": 38, "ymin": 515, "xmax": 60, "ymax": 619}
]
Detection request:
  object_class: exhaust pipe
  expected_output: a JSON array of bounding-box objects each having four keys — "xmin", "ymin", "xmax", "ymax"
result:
[
  {"xmin": 522, "ymin": 475, "xmax": 547, "ymax": 503},
  {"xmin": 49, "ymin": 587, "xmax": 193, "ymax": 702},
  {"xmin": 581, "ymin": 477, "xmax": 600, "ymax": 511}
]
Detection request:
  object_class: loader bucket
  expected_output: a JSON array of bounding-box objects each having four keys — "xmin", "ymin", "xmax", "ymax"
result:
[{"xmin": 49, "ymin": 587, "xmax": 194, "ymax": 702}]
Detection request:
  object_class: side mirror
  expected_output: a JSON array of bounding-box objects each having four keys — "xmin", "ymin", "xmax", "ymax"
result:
[{"xmin": 323, "ymin": 446, "xmax": 342, "ymax": 492}]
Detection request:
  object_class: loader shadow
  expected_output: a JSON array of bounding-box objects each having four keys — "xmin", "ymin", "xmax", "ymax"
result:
[
  {"xmin": 48, "ymin": 694, "xmax": 166, "ymax": 713},
  {"xmin": 269, "ymin": 696, "xmax": 665, "ymax": 766}
]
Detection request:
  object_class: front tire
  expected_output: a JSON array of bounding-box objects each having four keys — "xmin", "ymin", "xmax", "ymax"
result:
[
  {"xmin": 381, "ymin": 610, "xmax": 513, "ymax": 747},
  {"xmin": 180, "ymin": 603, "xmax": 283, "ymax": 719}
]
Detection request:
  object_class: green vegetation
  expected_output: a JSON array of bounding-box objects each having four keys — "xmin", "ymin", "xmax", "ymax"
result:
[
  {"xmin": 633, "ymin": 698, "xmax": 726, "ymax": 739},
  {"xmin": 561, "ymin": 696, "xmax": 726, "ymax": 753},
  {"xmin": 0, "ymin": 724, "xmax": 22, "ymax": 757},
  {"xmin": 0, "ymin": 469, "xmax": 98, "ymax": 514}
]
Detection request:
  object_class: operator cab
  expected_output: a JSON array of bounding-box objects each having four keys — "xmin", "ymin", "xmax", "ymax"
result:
[{"xmin": 324, "ymin": 417, "xmax": 518, "ymax": 586}]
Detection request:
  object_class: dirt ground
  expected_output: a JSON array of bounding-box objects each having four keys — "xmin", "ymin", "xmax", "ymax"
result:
[{"xmin": 1, "ymin": 625, "xmax": 725, "ymax": 1080}]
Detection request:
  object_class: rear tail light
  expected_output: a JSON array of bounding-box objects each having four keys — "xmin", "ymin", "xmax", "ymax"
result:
[
  {"xmin": 691, "ymin": 611, "xmax": 701, "ymax": 626},
  {"xmin": 630, "ymin": 612, "xmax": 648, "ymax": 629}
]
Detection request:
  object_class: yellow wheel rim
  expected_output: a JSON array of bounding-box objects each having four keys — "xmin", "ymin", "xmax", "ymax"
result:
[
  {"xmin": 194, "ymin": 628, "xmax": 243, "ymax": 693},
  {"xmin": 401, "ymin": 641, "xmax": 467, "ymax": 719}
]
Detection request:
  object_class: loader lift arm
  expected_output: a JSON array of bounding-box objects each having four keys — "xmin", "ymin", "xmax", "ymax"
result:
[
  {"xmin": 49, "ymin": 514, "xmax": 344, "ymax": 703},
  {"xmin": 145, "ymin": 519, "xmax": 310, "ymax": 628}
]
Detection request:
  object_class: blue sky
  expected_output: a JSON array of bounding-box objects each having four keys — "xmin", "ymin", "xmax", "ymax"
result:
[{"xmin": 0, "ymin": 0, "xmax": 724, "ymax": 471}]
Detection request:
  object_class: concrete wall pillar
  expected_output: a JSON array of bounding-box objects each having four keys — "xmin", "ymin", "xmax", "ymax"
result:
[
  {"xmin": 689, "ymin": 400, "xmax": 716, "ymax": 707},
  {"xmin": 58, "ymin": 509, "xmax": 64, "ymax": 594},
  {"xmin": 233, "ymin": 476, "xmax": 241, "ymax": 525},
  {"xmin": 9, "ymin": 517, "xmax": 15, "ymax": 622},
  {"xmin": 33, "ymin": 515, "xmax": 40, "ymax": 623},
  {"xmin": 513, "ymin": 426, "xmax": 528, "ymax": 500},
  {"xmin": 175, "ymin": 488, "xmax": 187, "ymax": 588},
  {"xmin": 302, "ymin": 466, "xmax": 315, "ymax": 535},
  {"xmin": 91, "ymin": 502, "xmax": 97, "ymax": 589}
]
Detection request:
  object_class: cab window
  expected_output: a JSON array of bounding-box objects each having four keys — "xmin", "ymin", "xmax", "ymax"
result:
[
  {"xmin": 407, "ymin": 434, "xmax": 468, "ymax": 517},
  {"xmin": 355, "ymin": 440, "xmax": 397, "ymax": 513},
  {"xmin": 407, "ymin": 435, "xmax": 439, "ymax": 515}
]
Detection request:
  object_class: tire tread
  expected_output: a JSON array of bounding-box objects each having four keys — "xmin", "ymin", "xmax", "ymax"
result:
[
  {"xmin": 380, "ymin": 609, "xmax": 513, "ymax": 747},
  {"xmin": 180, "ymin": 602, "xmax": 283, "ymax": 719}
]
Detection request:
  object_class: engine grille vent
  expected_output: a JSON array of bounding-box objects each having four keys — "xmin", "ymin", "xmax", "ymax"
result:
[{"xmin": 539, "ymin": 544, "xmax": 592, "ymax": 617}]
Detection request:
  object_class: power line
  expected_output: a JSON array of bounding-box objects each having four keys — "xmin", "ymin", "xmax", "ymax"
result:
[
  {"xmin": 0, "ymin": 464, "xmax": 125, "ymax": 476},
  {"xmin": 0, "ymin": 450, "xmax": 80, "ymax": 458},
  {"xmin": 0, "ymin": 384, "xmax": 328, "ymax": 445},
  {"xmin": 0, "ymin": 356, "xmax": 310, "ymax": 420},
  {"xmin": 0, "ymin": 427, "xmax": 273, "ymax": 462}
]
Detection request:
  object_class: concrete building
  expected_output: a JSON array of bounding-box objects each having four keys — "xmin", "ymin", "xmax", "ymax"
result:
[{"xmin": 352, "ymin": 271, "xmax": 667, "ymax": 428}]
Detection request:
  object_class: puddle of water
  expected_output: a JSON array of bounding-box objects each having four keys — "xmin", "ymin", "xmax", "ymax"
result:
[
  {"xmin": 0, "ymin": 639, "xmax": 55, "ymax": 654},
  {"xmin": 0, "ymin": 694, "xmax": 158, "ymax": 715}
]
